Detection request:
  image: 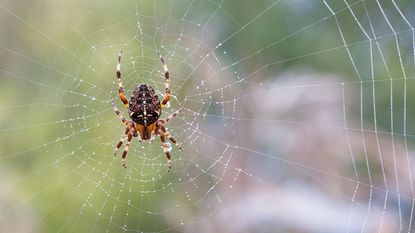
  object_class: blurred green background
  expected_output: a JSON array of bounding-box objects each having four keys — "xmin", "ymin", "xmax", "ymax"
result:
[{"xmin": 1, "ymin": 0, "xmax": 415, "ymax": 232}]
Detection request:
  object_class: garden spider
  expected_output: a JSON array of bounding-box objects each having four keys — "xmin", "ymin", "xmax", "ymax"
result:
[{"xmin": 112, "ymin": 51, "xmax": 183, "ymax": 171}]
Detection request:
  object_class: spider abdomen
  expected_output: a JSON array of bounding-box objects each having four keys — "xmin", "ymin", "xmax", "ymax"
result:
[{"xmin": 128, "ymin": 84, "xmax": 161, "ymax": 127}]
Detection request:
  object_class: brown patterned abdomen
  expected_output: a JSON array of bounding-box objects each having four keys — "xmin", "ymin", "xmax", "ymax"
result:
[{"xmin": 128, "ymin": 84, "xmax": 161, "ymax": 126}]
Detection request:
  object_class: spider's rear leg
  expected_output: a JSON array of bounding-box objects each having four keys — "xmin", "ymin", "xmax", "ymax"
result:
[
  {"xmin": 121, "ymin": 130, "xmax": 134, "ymax": 168},
  {"xmin": 158, "ymin": 53, "xmax": 170, "ymax": 109},
  {"xmin": 116, "ymin": 51, "xmax": 129, "ymax": 109},
  {"xmin": 158, "ymin": 129, "xmax": 172, "ymax": 172},
  {"xmin": 137, "ymin": 134, "xmax": 143, "ymax": 143},
  {"xmin": 114, "ymin": 127, "xmax": 129, "ymax": 156},
  {"xmin": 160, "ymin": 125, "xmax": 183, "ymax": 151}
]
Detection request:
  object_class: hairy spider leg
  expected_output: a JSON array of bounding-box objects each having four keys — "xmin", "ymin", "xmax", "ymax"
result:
[
  {"xmin": 112, "ymin": 100, "xmax": 127, "ymax": 125},
  {"xmin": 158, "ymin": 53, "xmax": 170, "ymax": 109},
  {"xmin": 121, "ymin": 130, "xmax": 134, "ymax": 168},
  {"xmin": 158, "ymin": 129, "xmax": 172, "ymax": 172},
  {"xmin": 116, "ymin": 51, "xmax": 129, "ymax": 109},
  {"xmin": 163, "ymin": 107, "xmax": 183, "ymax": 123},
  {"xmin": 160, "ymin": 125, "xmax": 183, "ymax": 151},
  {"xmin": 114, "ymin": 128, "xmax": 129, "ymax": 156}
]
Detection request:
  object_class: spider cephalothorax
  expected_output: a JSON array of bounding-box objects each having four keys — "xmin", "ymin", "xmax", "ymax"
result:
[{"xmin": 112, "ymin": 51, "xmax": 182, "ymax": 171}]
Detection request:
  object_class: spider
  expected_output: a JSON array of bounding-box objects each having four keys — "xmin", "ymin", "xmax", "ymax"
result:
[{"xmin": 112, "ymin": 51, "xmax": 183, "ymax": 171}]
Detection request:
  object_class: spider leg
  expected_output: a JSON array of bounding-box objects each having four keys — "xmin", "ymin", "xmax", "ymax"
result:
[
  {"xmin": 112, "ymin": 100, "xmax": 127, "ymax": 125},
  {"xmin": 114, "ymin": 128, "xmax": 129, "ymax": 157},
  {"xmin": 121, "ymin": 129, "xmax": 134, "ymax": 168},
  {"xmin": 158, "ymin": 53, "xmax": 170, "ymax": 109},
  {"xmin": 137, "ymin": 135, "xmax": 143, "ymax": 143},
  {"xmin": 162, "ymin": 107, "xmax": 183, "ymax": 123},
  {"xmin": 157, "ymin": 129, "xmax": 172, "ymax": 172},
  {"xmin": 160, "ymin": 125, "xmax": 183, "ymax": 151},
  {"xmin": 116, "ymin": 50, "xmax": 129, "ymax": 109}
]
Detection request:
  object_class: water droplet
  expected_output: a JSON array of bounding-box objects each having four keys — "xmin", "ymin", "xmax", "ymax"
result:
[{"xmin": 166, "ymin": 142, "xmax": 172, "ymax": 152}]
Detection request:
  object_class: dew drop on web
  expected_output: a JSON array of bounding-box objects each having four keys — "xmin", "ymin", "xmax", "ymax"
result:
[{"xmin": 166, "ymin": 142, "xmax": 172, "ymax": 152}]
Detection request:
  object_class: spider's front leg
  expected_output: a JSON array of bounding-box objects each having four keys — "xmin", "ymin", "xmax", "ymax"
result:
[
  {"xmin": 116, "ymin": 51, "xmax": 129, "ymax": 109},
  {"xmin": 158, "ymin": 53, "xmax": 170, "ymax": 109}
]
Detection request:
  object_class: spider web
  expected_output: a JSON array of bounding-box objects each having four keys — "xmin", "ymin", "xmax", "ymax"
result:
[{"xmin": 0, "ymin": 0, "xmax": 414, "ymax": 232}]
